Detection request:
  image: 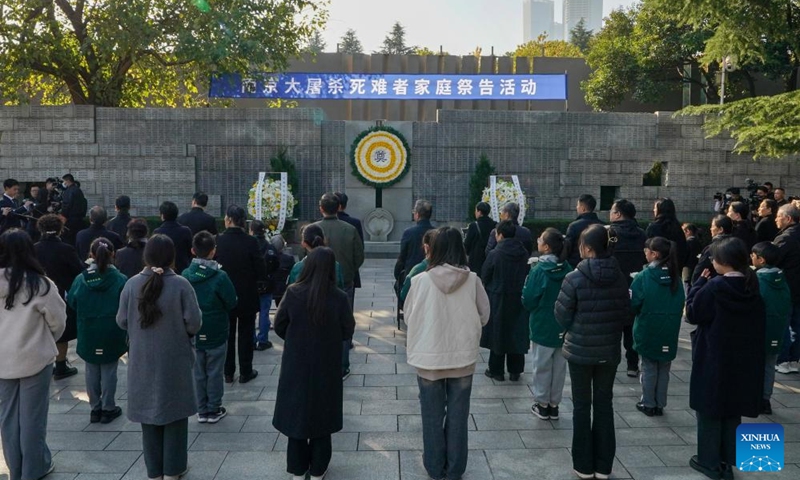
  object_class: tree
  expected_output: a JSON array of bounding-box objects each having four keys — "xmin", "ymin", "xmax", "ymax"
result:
[
  {"xmin": 379, "ymin": 22, "xmax": 415, "ymax": 55},
  {"xmin": 0, "ymin": 0, "xmax": 328, "ymax": 107},
  {"xmin": 415, "ymin": 47, "xmax": 449, "ymax": 56},
  {"xmin": 569, "ymin": 18, "xmax": 594, "ymax": 53},
  {"xmin": 506, "ymin": 34, "xmax": 583, "ymax": 60},
  {"xmin": 468, "ymin": 154, "xmax": 496, "ymax": 221},
  {"xmin": 339, "ymin": 28, "xmax": 364, "ymax": 54},
  {"xmin": 306, "ymin": 30, "xmax": 327, "ymax": 54}
]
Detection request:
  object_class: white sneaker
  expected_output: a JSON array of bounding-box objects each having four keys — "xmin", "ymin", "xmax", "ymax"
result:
[
  {"xmin": 595, "ymin": 473, "xmax": 610, "ymax": 480},
  {"xmin": 790, "ymin": 361, "xmax": 800, "ymax": 373},
  {"xmin": 776, "ymin": 362, "xmax": 793, "ymax": 374},
  {"xmin": 574, "ymin": 470, "xmax": 594, "ymax": 479}
]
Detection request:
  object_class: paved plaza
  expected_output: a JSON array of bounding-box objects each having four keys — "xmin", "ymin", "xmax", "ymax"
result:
[{"xmin": 3, "ymin": 259, "xmax": 800, "ymax": 480}]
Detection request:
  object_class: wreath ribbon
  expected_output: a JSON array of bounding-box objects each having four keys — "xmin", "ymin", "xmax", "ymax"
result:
[{"xmin": 489, "ymin": 175, "xmax": 525, "ymax": 224}]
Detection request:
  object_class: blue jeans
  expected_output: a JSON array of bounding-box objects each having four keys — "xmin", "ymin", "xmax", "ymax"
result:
[
  {"xmin": 194, "ymin": 343, "xmax": 227, "ymax": 414},
  {"xmin": 85, "ymin": 361, "xmax": 119, "ymax": 411},
  {"xmin": 417, "ymin": 375, "xmax": 473, "ymax": 480},
  {"xmin": 255, "ymin": 293, "xmax": 273, "ymax": 344},
  {"xmin": 777, "ymin": 302, "xmax": 800, "ymax": 363}
]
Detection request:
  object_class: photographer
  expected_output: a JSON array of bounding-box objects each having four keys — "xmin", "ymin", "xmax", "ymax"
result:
[
  {"xmin": 714, "ymin": 188, "xmax": 741, "ymax": 215},
  {"xmin": 42, "ymin": 177, "xmax": 63, "ymax": 215}
]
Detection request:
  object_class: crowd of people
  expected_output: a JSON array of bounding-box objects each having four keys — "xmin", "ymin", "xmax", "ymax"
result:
[{"xmin": 0, "ymin": 174, "xmax": 797, "ymax": 480}]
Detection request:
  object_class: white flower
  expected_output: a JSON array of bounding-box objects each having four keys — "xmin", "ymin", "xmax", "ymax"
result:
[
  {"xmin": 482, "ymin": 180, "xmax": 527, "ymax": 222},
  {"xmin": 247, "ymin": 177, "xmax": 298, "ymax": 239}
]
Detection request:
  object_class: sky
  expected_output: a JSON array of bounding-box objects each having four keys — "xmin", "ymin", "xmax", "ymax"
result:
[{"xmin": 321, "ymin": 0, "xmax": 637, "ymax": 55}]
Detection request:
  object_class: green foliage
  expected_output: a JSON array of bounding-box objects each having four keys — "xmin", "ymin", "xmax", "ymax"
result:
[
  {"xmin": 415, "ymin": 47, "xmax": 449, "ymax": 56},
  {"xmin": 0, "ymin": 0, "xmax": 328, "ymax": 107},
  {"xmin": 306, "ymin": 30, "xmax": 327, "ymax": 54},
  {"xmin": 379, "ymin": 22, "xmax": 416, "ymax": 54},
  {"xmin": 569, "ymin": 18, "xmax": 594, "ymax": 53},
  {"xmin": 506, "ymin": 35, "xmax": 584, "ymax": 61},
  {"xmin": 642, "ymin": 162, "xmax": 663, "ymax": 186},
  {"xmin": 339, "ymin": 29, "xmax": 364, "ymax": 54},
  {"xmin": 678, "ymin": 90, "xmax": 800, "ymax": 159},
  {"xmin": 270, "ymin": 148, "xmax": 301, "ymax": 217},
  {"xmin": 468, "ymin": 154, "xmax": 496, "ymax": 221}
]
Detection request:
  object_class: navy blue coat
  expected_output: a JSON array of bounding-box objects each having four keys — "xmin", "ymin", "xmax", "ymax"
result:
[
  {"xmin": 154, "ymin": 220, "xmax": 194, "ymax": 274},
  {"xmin": 480, "ymin": 239, "xmax": 531, "ymax": 354},
  {"xmin": 177, "ymin": 207, "xmax": 218, "ymax": 236},
  {"xmin": 565, "ymin": 212, "xmax": 604, "ymax": 267},
  {"xmin": 485, "ymin": 223, "xmax": 534, "ymax": 257},
  {"xmin": 75, "ymin": 224, "xmax": 124, "ymax": 262},
  {"xmin": 394, "ymin": 219, "xmax": 434, "ymax": 280}
]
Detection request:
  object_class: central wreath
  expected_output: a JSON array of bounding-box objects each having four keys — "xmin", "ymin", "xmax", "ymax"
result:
[{"xmin": 350, "ymin": 126, "xmax": 410, "ymax": 188}]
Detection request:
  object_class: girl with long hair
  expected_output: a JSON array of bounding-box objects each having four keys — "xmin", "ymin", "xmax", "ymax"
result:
[
  {"xmin": 116, "ymin": 234, "xmax": 202, "ymax": 480},
  {"xmin": 273, "ymin": 247, "xmax": 355, "ymax": 480},
  {"xmin": 0, "ymin": 229, "xmax": 66, "ymax": 479}
]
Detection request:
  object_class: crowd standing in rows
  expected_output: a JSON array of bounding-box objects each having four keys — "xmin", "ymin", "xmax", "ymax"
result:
[{"xmin": 0, "ymin": 176, "xmax": 797, "ymax": 480}]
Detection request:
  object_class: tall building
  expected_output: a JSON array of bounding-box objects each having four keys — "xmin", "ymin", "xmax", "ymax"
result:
[
  {"xmin": 563, "ymin": 0, "xmax": 603, "ymax": 40},
  {"xmin": 523, "ymin": 0, "xmax": 559, "ymax": 42}
]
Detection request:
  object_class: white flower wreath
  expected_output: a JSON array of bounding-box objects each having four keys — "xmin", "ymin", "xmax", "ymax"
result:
[
  {"xmin": 481, "ymin": 179, "xmax": 527, "ymax": 222},
  {"xmin": 246, "ymin": 177, "xmax": 297, "ymax": 239}
]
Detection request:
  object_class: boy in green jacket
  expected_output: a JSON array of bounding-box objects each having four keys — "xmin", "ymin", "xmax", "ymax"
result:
[
  {"xmin": 183, "ymin": 231, "xmax": 238, "ymax": 424},
  {"xmin": 751, "ymin": 242, "xmax": 792, "ymax": 415}
]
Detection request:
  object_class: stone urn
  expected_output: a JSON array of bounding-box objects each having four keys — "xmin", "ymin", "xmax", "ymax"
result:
[{"xmin": 363, "ymin": 208, "xmax": 395, "ymax": 242}]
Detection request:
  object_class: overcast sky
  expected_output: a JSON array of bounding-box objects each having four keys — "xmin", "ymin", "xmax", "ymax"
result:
[{"xmin": 321, "ymin": 0, "xmax": 637, "ymax": 55}]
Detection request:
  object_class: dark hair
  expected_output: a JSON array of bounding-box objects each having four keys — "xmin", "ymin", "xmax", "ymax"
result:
[
  {"xmin": 427, "ymin": 227, "xmax": 467, "ymax": 269},
  {"xmin": 682, "ymin": 223, "xmax": 698, "ymax": 235},
  {"xmin": 761, "ymin": 199, "xmax": 778, "ymax": 215},
  {"xmin": 89, "ymin": 206, "xmax": 108, "ymax": 225},
  {"xmin": 501, "ymin": 203, "xmax": 521, "ymax": 224},
  {"xmin": 334, "ymin": 192, "xmax": 349, "ymax": 209},
  {"xmin": 0, "ymin": 230, "xmax": 50, "ymax": 310},
  {"xmin": 46, "ymin": 177, "xmax": 59, "ymax": 185},
  {"xmin": 37, "ymin": 214, "xmax": 64, "ymax": 237},
  {"xmin": 578, "ymin": 194, "xmax": 597, "ymax": 212},
  {"xmin": 192, "ymin": 231, "xmax": 216, "ymax": 259},
  {"xmin": 644, "ymin": 236, "xmax": 680, "ymax": 292},
  {"xmin": 496, "ymin": 220, "xmax": 516, "ymax": 238},
  {"xmin": 752, "ymin": 241, "xmax": 781, "ymax": 266},
  {"xmin": 712, "ymin": 215, "xmax": 733, "ymax": 234},
  {"xmin": 475, "ymin": 202, "xmax": 490, "ymax": 216},
  {"xmin": 250, "ymin": 219, "xmax": 266, "ymax": 237},
  {"xmin": 709, "ymin": 236, "xmax": 759, "ymax": 294},
  {"xmin": 764, "ymin": 182, "xmax": 774, "ymax": 189},
  {"xmin": 301, "ymin": 223, "xmax": 326, "ymax": 249},
  {"xmin": 540, "ymin": 227, "xmax": 569, "ymax": 263},
  {"xmin": 422, "ymin": 229, "xmax": 437, "ymax": 246},
  {"xmin": 90, "ymin": 237, "xmax": 115, "ymax": 274},
  {"xmin": 414, "ymin": 199, "xmax": 433, "ymax": 220},
  {"xmin": 579, "ymin": 224, "xmax": 613, "ymax": 259},
  {"xmin": 757, "ymin": 186, "xmax": 769, "ymax": 194},
  {"xmin": 62, "ymin": 174, "xmax": 75, "ymax": 182},
  {"xmin": 115, "ymin": 195, "xmax": 131, "ymax": 210},
  {"xmin": 3, "ymin": 179, "xmax": 19, "ymax": 190},
  {"xmin": 654, "ymin": 198, "xmax": 679, "ymax": 222},
  {"xmin": 225, "ymin": 204, "xmax": 246, "ymax": 228},
  {"xmin": 138, "ymin": 234, "xmax": 175, "ymax": 329},
  {"xmin": 728, "ymin": 201, "xmax": 749, "ymax": 219},
  {"xmin": 295, "ymin": 247, "xmax": 339, "ymax": 326},
  {"xmin": 159, "ymin": 201, "xmax": 179, "ymax": 221},
  {"xmin": 613, "ymin": 199, "xmax": 636, "ymax": 219},
  {"xmin": 193, "ymin": 192, "xmax": 209, "ymax": 207},
  {"xmin": 775, "ymin": 187, "xmax": 785, "ymax": 193},
  {"xmin": 319, "ymin": 193, "xmax": 340, "ymax": 215},
  {"xmin": 126, "ymin": 218, "xmax": 149, "ymax": 247}
]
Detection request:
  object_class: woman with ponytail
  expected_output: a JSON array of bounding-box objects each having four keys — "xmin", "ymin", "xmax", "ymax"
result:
[
  {"xmin": 116, "ymin": 234, "xmax": 202, "ymax": 480},
  {"xmin": 629, "ymin": 236, "xmax": 685, "ymax": 417},
  {"xmin": 686, "ymin": 236, "xmax": 766, "ymax": 480},
  {"xmin": 68, "ymin": 238, "xmax": 128, "ymax": 424},
  {"xmin": 287, "ymin": 223, "xmax": 344, "ymax": 288},
  {"xmin": 115, "ymin": 218, "xmax": 149, "ymax": 278}
]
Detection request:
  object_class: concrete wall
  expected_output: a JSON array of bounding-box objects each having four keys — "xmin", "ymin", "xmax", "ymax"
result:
[{"xmin": 1, "ymin": 105, "xmax": 798, "ymax": 226}]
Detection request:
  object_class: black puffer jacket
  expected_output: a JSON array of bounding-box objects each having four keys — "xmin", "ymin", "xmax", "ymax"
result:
[
  {"xmin": 609, "ymin": 219, "xmax": 646, "ymax": 285},
  {"xmin": 565, "ymin": 212, "xmax": 604, "ymax": 267},
  {"xmin": 554, "ymin": 256, "xmax": 631, "ymax": 365}
]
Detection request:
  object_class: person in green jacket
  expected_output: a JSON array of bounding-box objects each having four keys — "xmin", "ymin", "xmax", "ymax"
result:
[
  {"xmin": 67, "ymin": 237, "xmax": 128, "ymax": 424},
  {"xmin": 751, "ymin": 242, "xmax": 792, "ymax": 415},
  {"xmin": 182, "ymin": 231, "xmax": 238, "ymax": 424},
  {"xmin": 522, "ymin": 228, "xmax": 572, "ymax": 420},
  {"xmin": 630, "ymin": 236, "xmax": 685, "ymax": 416},
  {"xmin": 399, "ymin": 229, "xmax": 437, "ymax": 304}
]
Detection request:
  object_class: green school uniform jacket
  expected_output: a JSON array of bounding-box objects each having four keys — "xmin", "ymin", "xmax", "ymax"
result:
[
  {"xmin": 757, "ymin": 267, "xmax": 792, "ymax": 354},
  {"xmin": 182, "ymin": 259, "xmax": 238, "ymax": 350},
  {"xmin": 522, "ymin": 258, "xmax": 572, "ymax": 348},
  {"xmin": 400, "ymin": 259, "xmax": 428, "ymax": 304},
  {"xmin": 68, "ymin": 266, "xmax": 128, "ymax": 364},
  {"xmin": 288, "ymin": 258, "xmax": 345, "ymax": 289},
  {"xmin": 630, "ymin": 264, "xmax": 686, "ymax": 362}
]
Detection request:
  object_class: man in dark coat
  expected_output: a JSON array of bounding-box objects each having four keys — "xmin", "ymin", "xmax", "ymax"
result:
[
  {"xmin": 107, "ymin": 195, "xmax": 132, "ymax": 240},
  {"xmin": 464, "ymin": 202, "xmax": 497, "ymax": 273},
  {"xmin": 394, "ymin": 199, "xmax": 434, "ymax": 282},
  {"xmin": 334, "ymin": 192, "xmax": 364, "ymax": 290},
  {"xmin": 75, "ymin": 206, "xmax": 124, "ymax": 262},
  {"xmin": 154, "ymin": 201, "xmax": 194, "ymax": 274},
  {"xmin": 59, "ymin": 174, "xmax": 87, "ymax": 245},
  {"xmin": 485, "ymin": 202, "xmax": 534, "ymax": 256},
  {"xmin": 774, "ymin": 204, "xmax": 800, "ymax": 374},
  {"xmin": 215, "ymin": 205, "xmax": 268, "ymax": 384},
  {"xmin": 565, "ymin": 194, "xmax": 603, "ymax": 267},
  {"xmin": 608, "ymin": 199, "xmax": 647, "ymax": 377},
  {"xmin": 0, "ymin": 178, "xmax": 33, "ymax": 234},
  {"xmin": 480, "ymin": 220, "xmax": 531, "ymax": 382},
  {"xmin": 177, "ymin": 192, "xmax": 218, "ymax": 235}
]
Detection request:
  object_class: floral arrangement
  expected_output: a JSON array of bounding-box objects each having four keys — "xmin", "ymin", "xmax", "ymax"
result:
[
  {"xmin": 482, "ymin": 179, "xmax": 527, "ymax": 222},
  {"xmin": 246, "ymin": 177, "xmax": 297, "ymax": 238}
]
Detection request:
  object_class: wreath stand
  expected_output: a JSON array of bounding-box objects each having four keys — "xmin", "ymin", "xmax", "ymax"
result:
[
  {"xmin": 488, "ymin": 175, "xmax": 526, "ymax": 224},
  {"xmin": 252, "ymin": 171, "xmax": 289, "ymax": 237}
]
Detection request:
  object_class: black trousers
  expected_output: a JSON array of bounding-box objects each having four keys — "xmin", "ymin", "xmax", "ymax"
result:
[
  {"xmin": 488, "ymin": 351, "xmax": 525, "ymax": 376},
  {"xmin": 696, "ymin": 411, "xmax": 740, "ymax": 471},
  {"xmin": 141, "ymin": 418, "xmax": 188, "ymax": 478},
  {"xmin": 569, "ymin": 362, "xmax": 617, "ymax": 476},
  {"xmin": 286, "ymin": 435, "xmax": 332, "ymax": 477},
  {"xmin": 225, "ymin": 309, "xmax": 255, "ymax": 377},
  {"xmin": 623, "ymin": 325, "xmax": 639, "ymax": 370}
]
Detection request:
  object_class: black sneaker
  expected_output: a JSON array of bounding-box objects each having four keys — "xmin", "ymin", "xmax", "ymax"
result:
[
  {"xmin": 206, "ymin": 407, "xmax": 227, "ymax": 424},
  {"xmin": 531, "ymin": 403, "xmax": 550, "ymax": 420},
  {"xmin": 90, "ymin": 409, "xmax": 102, "ymax": 423},
  {"xmin": 761, "ymin": 399, "xmax": 773, "ymax": 415},
  {"xmin": 549, "ymin": 405, "xmax": 559, "ymax": 420},
  {"xmin": 239, "ymin": 370, "xmax": 259, "ymax": 384},
  {"xmin": 100, "ymin": 406, "xmax": 122, "ymax": 424},
  {"xmin": 690, "ymin": 455, "xmax": 720, "ymax": 480},
  {"xmin": 654, "ymin": 407, "xmax": 664, "ymax": 416},
  {"xmin": 636, "ymin": 402, "xmax": 656, "ymax": 417},
  {"xmin": 720, "ymin": 462, "xmax": 734, "ymax": 480},
  {"xmin": 484, "ymin": 369, "xmax": 505, "ymax": 382},
  {"xmin": 342, "ymin": 368, "xmax": 351, "ymax": 381},
  {"xmin": 254, "ymin": 341, "xmax": 273, "ymax": 351},
  {"xmin": 53, "ymin": 362, "xmax": 78, "ymax": 380},
  {"xmin": 509, "ymin": 373, "xmax": 521, "ymax": 382},
  {"xmin": 626, "ymin": 368, "xmax": 639, "ymax": 378}
]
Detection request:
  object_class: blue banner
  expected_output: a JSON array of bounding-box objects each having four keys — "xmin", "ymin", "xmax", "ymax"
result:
[{"xmin": 209, "ymin": 73, "xmax": 567, "ymax": 101}]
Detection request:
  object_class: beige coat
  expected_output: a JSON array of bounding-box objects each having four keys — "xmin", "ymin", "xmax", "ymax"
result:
[
  {"xmin": 405, "ymin": 264, "xmax": 490, "ymax": 378},
  {"xmin": 0, "ymin": 269, "xmax": 66, "ymax": 379}
]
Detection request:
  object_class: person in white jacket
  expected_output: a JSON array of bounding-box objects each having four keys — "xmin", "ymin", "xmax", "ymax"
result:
[
  {"xmin": 0, "ymin": 229, "xmax": 67, "ymax": 480},
  {"xmin": 404, "ymin": 226, "xmax": 490, "ymax": 480}
]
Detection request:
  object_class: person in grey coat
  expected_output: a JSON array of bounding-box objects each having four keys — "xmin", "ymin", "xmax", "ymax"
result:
[{"xmin": 116, "ymin": 234, "xmax": 202, "ymax": 480}]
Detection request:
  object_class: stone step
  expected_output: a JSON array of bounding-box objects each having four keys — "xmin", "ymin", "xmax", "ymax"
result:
[{"xmin": 365, "ymin": 241, "xmax": 400, "ymax": 259}]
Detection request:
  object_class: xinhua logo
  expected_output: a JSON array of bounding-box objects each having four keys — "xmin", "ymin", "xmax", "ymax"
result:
[{"xmin": 736, "ymin": 423, "xmax": 784, "ymax": 472}]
